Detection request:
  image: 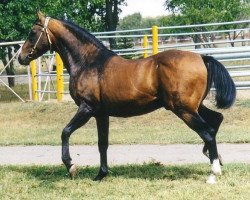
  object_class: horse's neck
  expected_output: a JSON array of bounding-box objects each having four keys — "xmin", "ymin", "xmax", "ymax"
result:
[
  {"xmin": 56, "ymin": 42, "xmax": 98, "ymax": 75},
  {"xmin": 51, "ymin": 21, "xmax": 103, "ymax": 74},
  {"xmin": 56, "ymin": 38, "xmax": 100, "ymax": 75}
]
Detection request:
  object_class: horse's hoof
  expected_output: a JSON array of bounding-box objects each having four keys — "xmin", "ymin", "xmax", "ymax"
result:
[
  {"xmin": 206, "ymin": 174, "xmax": 217, "ymax": 184},
  {"xmin": 93, "ymin": 172, "xmax": 108, "ymax": 181},
  {"xmin": 69, "ymin": 164, "xmax": 77, "ymax": 179}
]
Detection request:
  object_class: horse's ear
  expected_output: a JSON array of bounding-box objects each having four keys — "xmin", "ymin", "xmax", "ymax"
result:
[{"xmin": 37, "ymin": 11, "xmax": 45, "ymax": 21}]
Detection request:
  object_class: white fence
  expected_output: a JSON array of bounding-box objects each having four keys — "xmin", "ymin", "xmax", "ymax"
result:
[{"xmin": 0, "ymin": 19, "xmax": 250, "ymax": 102}]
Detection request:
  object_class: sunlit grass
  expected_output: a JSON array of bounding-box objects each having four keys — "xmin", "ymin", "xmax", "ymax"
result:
[
  {"xmin": 0, "ymin": 100, "xmax": 249, "ymax": 145},
  {"xmin": 0, "ymin": 164, "xmax": 249, "ymax": 200}
]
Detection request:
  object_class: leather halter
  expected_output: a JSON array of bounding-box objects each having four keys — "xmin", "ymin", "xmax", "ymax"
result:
[{"xmin": 28, "ymin": 17, "xmax": 53, "ymax": 58}]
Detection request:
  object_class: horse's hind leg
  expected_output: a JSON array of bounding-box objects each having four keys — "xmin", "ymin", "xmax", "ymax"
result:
[
  {"xmin": 61, "ymin": 102, "xmax": 93, "ymax": 178},
  {"xmin": 173, "ymin": 108, "xmax": 221, "ymax": 183},
  {"xmin": 198, "ymin": 105, "xmax": 224, "ymax": 165}
]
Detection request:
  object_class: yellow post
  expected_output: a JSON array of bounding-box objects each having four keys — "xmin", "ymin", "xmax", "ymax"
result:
[
  {"xmin": 152, "ymin": 26, "xmax": 158, "ymax": 55},
  {"xmin": 55, "ymin": 53, "xmax": 64, "ymax": 102},
  {"xmin": 30, "ymin": 60, "xmax": 38, "ymax": 101},
  {"xmin": 143, "ymin": 35, "xmax": 148, "ymax": 58}
]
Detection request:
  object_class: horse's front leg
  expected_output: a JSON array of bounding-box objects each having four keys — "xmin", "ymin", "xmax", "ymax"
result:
[
  {"xmin": 93, "ymin": 115, "xmax": 109, "ymax": 181},
  {"xmin": 61, "ymin": 102, "xmax": 93, "ymax": 178}
]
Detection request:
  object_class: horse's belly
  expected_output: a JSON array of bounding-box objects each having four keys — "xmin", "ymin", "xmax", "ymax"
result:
[{"xmin": 105, "ymin": 99, "xmax": 162, "ymax": 117}]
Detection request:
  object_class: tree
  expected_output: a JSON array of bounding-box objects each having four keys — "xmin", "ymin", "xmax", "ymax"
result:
[
  {"xmin": 103, "ymin": 0, "xmax": 126, "ymax": 48},
  {"xmin": 165, "ymin": 0, "xmax": 250, "ymax": 22},
  {"xmin": 0, "ymin": 0, "xmax": 128, "ymax": 87},
  {"xmin": 0, "ymin": 0, "xmax": 105, "ymax": 87},
  {"xmin": 118, "ymin": 13, "xmax": 171, "ymax": 30},
  {"xmin": 59, "ymin": 0, "xmax": 106, "ymax": 32},
  {"xmin": 164, "ymin": 0, "xmax": 250, "ymax": 48},
  {"xmin": 118, "ymin": 13, "xmax": 143, "ymax": 30}
]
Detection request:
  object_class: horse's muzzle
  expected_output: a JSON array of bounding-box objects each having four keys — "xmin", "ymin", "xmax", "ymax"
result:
[{"xmin": 18, "ymin": 54, "xmax": 30, "ymax": 65}]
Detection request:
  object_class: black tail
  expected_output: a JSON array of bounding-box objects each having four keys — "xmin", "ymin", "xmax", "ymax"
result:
[{"xmin": 202, "ymin": 55, "xmax": 236, "ymax": 109}]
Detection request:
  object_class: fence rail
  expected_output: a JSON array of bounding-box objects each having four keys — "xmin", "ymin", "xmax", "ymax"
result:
[{"xmin": 1, "ymin": 19, "xmax": 250, "ymax": 102}]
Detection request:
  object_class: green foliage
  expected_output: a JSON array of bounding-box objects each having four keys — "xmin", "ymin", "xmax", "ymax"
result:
[
  {"xmin": 0, "ymin": 0, "xmax": 107, "ymax": 86},
  {"xmin": 165, "ymin": 0, "xmax": 250, "ymax": 25},
  {"xmin": 118, "ymin": 13, "xmax": 171, "ymax": 30},
  {"xmin": 163, "ymin": 0, "xmax": 250, "ymax": 48},
  {"xmin": 0, "ymin": 0, "xmax": 106, "ymax": 42},
  {"xmin": 115, "ymin": 37, "xmax": 133, "ymax": 59},
  {"xmin": 118, "ymin": 12, "xmax": 143, "ymax": 30},
  {"xmin": 57, "ymin": 0, "xmax": 106, "ymax": 32}
]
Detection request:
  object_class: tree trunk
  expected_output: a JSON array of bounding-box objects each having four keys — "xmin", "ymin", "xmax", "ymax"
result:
[
  {"xmin": 193, "ymin": 35, "xmax": 201, "ymax": 49},
  {"xmin": 210, "ymin": 33, "xmax": 217, "ymax": 48},
  {"xmin": 105, "ymin": 0, "xmax": 119, "ymax": 49},
  {"xmin": 6, "ymin": 66, "xmax": 15, "ymax": 87},
  {"xmin": 2, "ymin": 47, "xmax": 15, "ymax": 87}
]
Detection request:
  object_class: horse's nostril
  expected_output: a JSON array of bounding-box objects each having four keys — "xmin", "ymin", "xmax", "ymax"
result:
[{"xmin": 18, "ymin": 54, "xmax": 29, "ymax": 65}]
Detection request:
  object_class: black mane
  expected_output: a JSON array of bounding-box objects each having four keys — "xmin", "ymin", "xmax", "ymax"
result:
[
  {"xmin": 58, "ymin": 19, "xmax": 117, "ymax": 73},
  {"xmin": 61, "ymin": 19, "xmax": 115, "ymax": 53}
]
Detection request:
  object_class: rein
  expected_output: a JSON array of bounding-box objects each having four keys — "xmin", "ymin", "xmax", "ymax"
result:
[{"xmin": 28, "ymin": 17, "xmax": 53, "ymax": 58}]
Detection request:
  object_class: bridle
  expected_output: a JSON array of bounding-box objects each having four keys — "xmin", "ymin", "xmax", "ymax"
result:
[{"xmin": 28, "ymin": 17, "xmax": 53, "ymax": 58}]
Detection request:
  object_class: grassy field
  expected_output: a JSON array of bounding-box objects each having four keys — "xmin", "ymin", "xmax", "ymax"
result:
[
  {"xmin": 0, "ymin": 99, "xmax": 249, "ymax": 145},
  {"xmin": 0, "ymin": 83, "xmax": 30, "ymax": 102},
  {"xmin": 0, "ymin": 163, "xmax": 249, "ymax": 200}
]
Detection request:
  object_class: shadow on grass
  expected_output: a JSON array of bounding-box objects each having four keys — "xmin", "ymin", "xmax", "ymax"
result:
[{"xmin": 3, "ymin": 163, "xmax": 210, "ymax": 182}]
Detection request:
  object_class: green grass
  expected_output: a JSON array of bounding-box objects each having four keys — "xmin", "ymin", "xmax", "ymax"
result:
[
  {"xmin": 0, "ymin": 99, "xmax": 250, "ymax": 145},
  {"xmin": 0, "ymin": 163, "xmax": 249, "ymax": 200}
]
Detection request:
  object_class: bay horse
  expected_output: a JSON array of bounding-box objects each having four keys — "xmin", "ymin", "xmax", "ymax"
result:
[{"xmin": 18, "ymin": 12, "xmax": 236, "ymax": 183}]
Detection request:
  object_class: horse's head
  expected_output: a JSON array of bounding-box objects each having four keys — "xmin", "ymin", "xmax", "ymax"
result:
[{"xmin": 18, "ymin": 12, "xmax": 54, "ymax": 65}]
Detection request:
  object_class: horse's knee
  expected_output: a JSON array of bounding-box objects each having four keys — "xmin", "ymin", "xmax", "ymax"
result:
[{"xmin": 61, "ymin": 127, "xmax": 71, "ymax": 140}]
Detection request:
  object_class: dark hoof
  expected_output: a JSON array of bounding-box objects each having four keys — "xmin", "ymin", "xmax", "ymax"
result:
[
  {"xmin": 69, "ymin": 164, "xmax": 77, "ymax": 179},
  {"xmin": 93, "ymin": 171, "xmax": 108, "ymax": 181}
]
